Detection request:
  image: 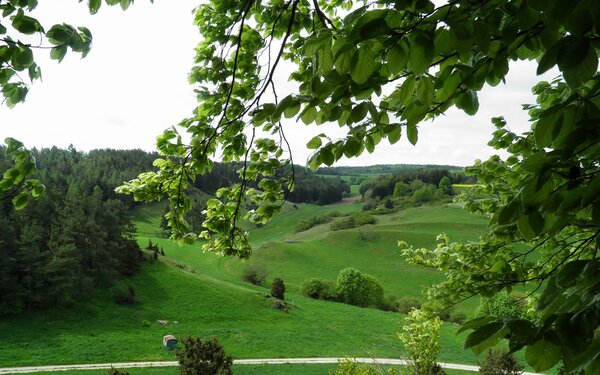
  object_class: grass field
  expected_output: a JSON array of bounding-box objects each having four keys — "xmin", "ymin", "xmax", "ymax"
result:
[{"xmin": 0, "ymin": 197, "xmax": 523, "ymax": 373}]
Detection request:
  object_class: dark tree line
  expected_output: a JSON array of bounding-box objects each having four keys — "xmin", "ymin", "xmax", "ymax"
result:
[
  {"xmin": 0, "ymin": 147, "xmax": 151, "ymax": 314},
  {"xmin": 360, "ymin": 168, "xmax": 454, "ymax": 199},
  {"xmin": 282, "ymin": 168, "xmax": 350, "ymax": 205},
  {"xmin": 191, "ymin": 163, "xmax": 349, "ymax": 205},
  {"xmin": 316, "ymin": 164, "xmax": 461, "ymax": 176}
]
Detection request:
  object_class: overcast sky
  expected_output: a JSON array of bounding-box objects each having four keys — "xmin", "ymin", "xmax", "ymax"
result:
[{"xmin": 0, "ymin": 1, "xmax": 556, "ymax": 167}]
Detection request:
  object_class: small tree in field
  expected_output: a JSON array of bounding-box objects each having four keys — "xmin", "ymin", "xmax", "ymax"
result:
[
  {"xmin": 398, "ymin": 309, "xmax": 445, "ymax": 375},
  {"xmin": 271, "ymin": 277, "xmax": 285, "ymax": 300},
  {"xmin": 479, "ymin": 349, "xmax": 523, "ymax": 375},
  {"xmin": 437, "ymin": 177, "xmax": 453, "ymax": 196},
  {"xmin": 177, "ymin": 337, "xmax": 233, "ymax": 375},
  {"xmin": 336, "ymin": 267, "xmax": 369, "ymax": 307}
]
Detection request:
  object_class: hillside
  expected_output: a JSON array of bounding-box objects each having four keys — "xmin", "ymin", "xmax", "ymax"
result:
[{"xmin": 0, "ymin": 199, "xmax": 488, "ymax": 369}]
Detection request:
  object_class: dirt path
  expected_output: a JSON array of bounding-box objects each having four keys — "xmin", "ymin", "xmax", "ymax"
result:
[{"xmin": 0, "ymin": 358, "xmax": 544, "ymax": 374}]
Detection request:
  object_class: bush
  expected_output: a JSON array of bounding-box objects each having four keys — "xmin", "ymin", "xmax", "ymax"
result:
[
  {"xmin": 412, "ymin": 185, "xmax": 439, "ymax": 203},
  {"xmin": 362, "ymin": 199, "xmax": 379, "ymax": 211},
  {"xmin": 111, "ymin": 284, "xmax": 136, "ymax": 305},
  {"xmin": 329, "ymin": 358, "xmax": 396, "ymax": 375},
  {"xmin": 240, "ymin": 264, "xmax": 268, "ymax": 286},
  {"xmin": 476, "ymin": 292, "xmax": 525, "ymax": 320},
  {"xmin": 447, "ymin": 310, "xmax": 467, "ymax": 325},
  {"xmin": 177, "ymin": 336, "xmax": 233, "ymax": 375},
  {"xmin": 397, "ymin": 296, "xmax": 422, "ymax": 314},
  {"xmin": 384, "ymin": 198, "xmax": 394, "ymax": 209},
  {"xmin": 336, "ymin": 267, "xmax": 369, "ymax": 307},
  {"xmin": 398, "ymin": 309, "xmax": 443, "ymax": 375},
  {"xmin": 107, "ymin": 368, "xmax": 130, "ymax": 375},
  {"xmin": 330, "ymin": 216, "xmax": 356, "ymax": 231},
  {"xmin": 478, "ymin": 349, "xmax": 524, "ymax": 375},
  {"xmin": 295, "ymin": 211, "xmax": 341, "ymax": 232},
  {"xmin": 301, "ymin": 278, "xmax": 337, "ymax": 300},
  {"xmin": 364, "ymin": 274, "xmax": 385, "ymax": 308},
  {"xmin": 379, "ymin": 295, "xmax": 400, "ymax": 312},
  {"xmin": 271, "ymin": 278, "xmax": 285, "ymax": 300},
  {"xmin": 330, "ymin": 213, "xmax": 376, "ymax": 231}
]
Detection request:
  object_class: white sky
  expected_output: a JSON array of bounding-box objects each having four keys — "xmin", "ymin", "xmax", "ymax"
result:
[{"xmin": 0, "ymin": 1, "xmax": 556, "ymax": 167}]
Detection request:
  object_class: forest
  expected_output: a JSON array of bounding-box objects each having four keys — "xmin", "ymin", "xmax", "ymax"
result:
[{"xmin": 0, "ymin": 146, "xmax": 351, "ymax": 314}]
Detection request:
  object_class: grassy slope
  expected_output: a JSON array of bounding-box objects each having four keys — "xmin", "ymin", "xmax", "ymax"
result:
[
  {"xmin": 162, "ymin": 202, "xmax": 488, "ymax": 312},
  {"xmin": 0, "ymin": 199, "xmax": 488, "ymax": 368},
  {"xmin": 0, "ymin": 255, "xmax": 475, "ymax": 367}
]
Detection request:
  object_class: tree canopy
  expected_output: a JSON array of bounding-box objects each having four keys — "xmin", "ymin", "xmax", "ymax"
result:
[{"xmin": 3, "ymin": 0, "xmax": 600, "ymax": 372}]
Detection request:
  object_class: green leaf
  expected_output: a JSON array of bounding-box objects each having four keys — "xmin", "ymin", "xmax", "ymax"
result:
[
  {"xmin": 320, "ymin": 147, "xmax": 335, "ymax": 166},
  {"xmin": 557, "ymin": 36, "xmax": 590, "ymax": 71},
  {"xmin": 563, "ymin": 47, "xmax": 598, "ymax": 89},
  {"xmin": 517, "ymin": 215, "xmax": 536, "ymax": 240},
  {"xmin": 464, "ymin": 322, "xmax": 508, "ymax": 354},
  {"xmin": 537, "ymin": 276, "xmax": 561, "ymax": 312},
  {"xmin": 334, "ymin": 47, "xmax": 355, "ymax": 74},
  {"xmin": 307, "ymin": 136, "xmax": 322, "ymax": 149},
  {"xmin": 457, "ymin": 316, "xmax": 497, "ymax": 334},
  {"xmin": 300, "ymin": 106, "xmax": 318, "ymax": 124},
  {"xmin": 537, "ymin": 42, "xmax": 560, "ymax": 75},
  {"xmin": 284, "ymin": 103, "xmax": 301, "ymax": 119},
  {"xmin": 406, "ymin": 123, "xmax": 418, "ymax": 145},
  {"xmin": 350, "ymin": 47, "xmax": 377, "ymax": 84},
  {"xmin": 13, "ymin": 47, "xmax": 33, "ymax": 68},
  {"xmin": 525, "ymin": 339, "xmax": 562, "ymax": 372},
  {"xmin": 409, "ymin": 31, "xmax": 434, "ymax": 74},
  {"xmin": 497, "ymin": 199, "xmax": 521, "ymax": 225},
  {"xmin": 415, "ymin": 76, "xmax": 434, "ymax": 106},
  {"xmin": 46, "ymin": 24, "xmax": 73, "ymax": 45},
  {"xmin": 387, "ymin": 124, "xmax": 401, "ymax": 144},
  {"xmin": 31, "ymin": 183, "xmax": 45, "ymax": 198},
  {"xmin": 50, "ymin": 45, "xmax": 68, "ymax": 62},
  {"xmin": 456, "ymin": 90, "xmax": 479, "ymax": 116},
  {"xmin": 89, "ymin": 0, "xmax": 102, "ymax": 14},
  {"xmin": 120, "ymin": 0, "xmax": 132, "ymax": 11},
  {"xmin": 343, "ymin": 138, "xmax": 362, "ymax": 157},
  {"xmin": 388, "ymin": 43, "xmax": 408, "ymax": 75},
  {"xmin": 12, "ymin": 11, "xmax": 41, "ymax": 35},
  {"xmin": 12, "ymin": 192, "xmax": 29, "ymax": 210},
  {"xmin": 350, "ymin": 102, "xmax": 368, "ymax": 123}
]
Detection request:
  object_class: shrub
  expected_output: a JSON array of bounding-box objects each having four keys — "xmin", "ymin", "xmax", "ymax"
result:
[
  {"xmin": 379, "ymin": 295, "xmax": 400, "ymax": 312},
  {"xmin": 362, "ymin": 199, "xmax": 379, "ymax": 211},
  {"xmin": 240, "ymin": 264, "xmax": 268, "ymax": 286},
  {"xmin": 412, "ymin": 185, "xmax": 439, "ymax": 203},
  {"xmin": 476, "ymin": 291, "xmax": 525, "ymax": 320},
  {"xmin": 111, "ymin": 284, "xmax": 136, "ymax": 305},
  {"xmin": 329, "ymin": 358, "xmax": 396, "ymax": 375},
  {"xmin": 330, "ymin": 216, "xmax": 356, "ymax": 231},
  {"xmin": 336, "ymin": 267, "xmax": 369, "ymax": 307},
  {"xmin": 478, "ymin": 349, "xmax": 524, "ymax": 375},
  {"xmin": 384, "ymin": 198, "xmax": 394, "ymax": 209},
  {"xmin": 295, "ymin": 211, "xmax": 341, "ymax": 232},
  {"xmin": 330, "ymin": 213, "xmax": 376, "ymax": 231},
  {"xmin": 447, "ymin": 310, "xmax": 467, "ymax": 325},
  {"xmin": 397, "ymin": 296, "xmax": 422, "ymax": 314},
  {"xmin": 398, "ymin": 309, "xmax": 443, "ymax": 375},
  {"xmin": 301, "ymin": 278, "xmax": 337, "ymax": 300},
  {"xmin": 107, "ymin": 368, "xmax": 130, "ymax": 375},
  {"xmin": 177, "ymin": 336, "xmax": 233, "ymax": 375},
  {"xmin": 364, "ymin": 274, "xmax": 385, "ymax": 308},
  {"xmin": 271, "ymin": 300, "xmax": 289, "ymax": 312},
  {"xmin": 271, "ymin": 278, "xmax": 285, "ymax": 300}
]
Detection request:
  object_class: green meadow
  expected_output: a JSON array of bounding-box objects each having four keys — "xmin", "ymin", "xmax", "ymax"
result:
[{"xmin": 0, "ymin": 194, "xmax": 508, "ymax": 372}]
